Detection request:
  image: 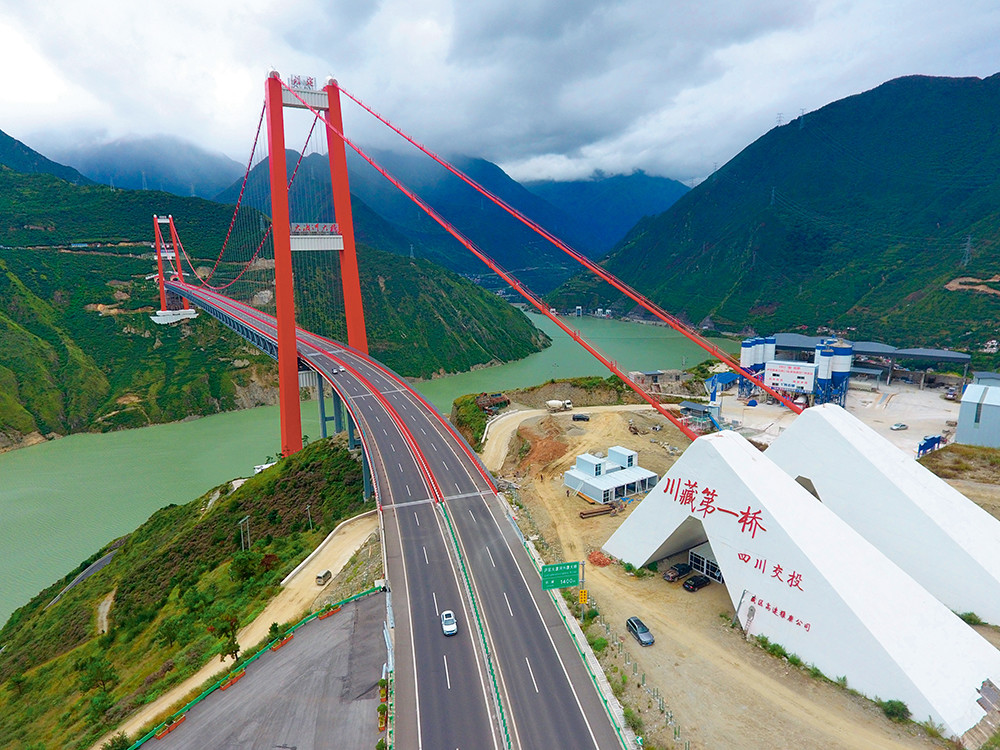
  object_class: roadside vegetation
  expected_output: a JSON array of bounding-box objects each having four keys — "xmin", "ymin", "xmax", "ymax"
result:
[
  {"xmin": 0, "ymin": 437, "xmax": 367, "ymax": 749},
  {"xmin": 918, "ymin": 442, "xmax": 1000, "ymax": 483}
]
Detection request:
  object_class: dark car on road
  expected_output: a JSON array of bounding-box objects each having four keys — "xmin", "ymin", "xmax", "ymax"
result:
[
  {"xmin": 663, "ymin": 562, "xmax": 692, "ymax": 582},
  {"xmin": 683, "ymin": 574, "xmax": 711, "ymax": 592},
  {"xmin": 572, "ymin": 413, "xmax": 590, "ymax": 421},
  {"xmin": 626, "ymin": 616, "xmax": 654, "ymax": 646}
]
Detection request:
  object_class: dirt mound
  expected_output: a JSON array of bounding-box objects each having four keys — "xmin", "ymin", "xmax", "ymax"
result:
[{"xmin": 507, "ymin": 380, "xmax": 643, "ymax": 411}]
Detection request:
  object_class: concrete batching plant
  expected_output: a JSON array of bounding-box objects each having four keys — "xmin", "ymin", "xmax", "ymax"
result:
[{"xmin": 739, "ymin": 335, "xmax": 853, "ymax": 407}]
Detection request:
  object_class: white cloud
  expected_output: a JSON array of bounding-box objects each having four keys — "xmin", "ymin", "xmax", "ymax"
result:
[{"xmin": 2, "ymin": 0, "xmax": 1000, "ymax": 182}]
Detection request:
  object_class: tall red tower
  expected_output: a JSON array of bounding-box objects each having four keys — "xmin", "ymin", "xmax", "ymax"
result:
[
  {"xmin": 264, "ymin": 72, "xmax": 304, "ymax": 457},
  {"xmin": 325, "ymin": 78, "xmax": 369, "ymax": 354},
  {"xmin": 263, "ymin": 72, "xmax": 369, "ymax": 456}
]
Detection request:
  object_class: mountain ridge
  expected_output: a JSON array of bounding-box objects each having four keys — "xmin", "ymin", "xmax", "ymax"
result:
[{"xmin": 551, "ymin": 73, "xmax": 1000, "ymax": 351}]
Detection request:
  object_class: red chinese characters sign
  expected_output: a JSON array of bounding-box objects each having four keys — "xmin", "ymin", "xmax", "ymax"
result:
[
  {"xmin": 663, "ymin": 477, "xmax": 767, "ymax": 538},
  {"xmin": 750, "ymin": 594, "xmax": 811, "ymax": 632},
  {"xmin": 736, "ymin": 553, "xmax": 805, "ymax": 592},
  {"xmin": 288, "ymin": 74, "xmax": 317, "ymax": 90}
]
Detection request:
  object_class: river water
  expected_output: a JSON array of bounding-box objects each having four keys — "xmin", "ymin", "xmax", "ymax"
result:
[{"xmin": 0, "ymin": 313, "xmax": 727, "ymax": 626}]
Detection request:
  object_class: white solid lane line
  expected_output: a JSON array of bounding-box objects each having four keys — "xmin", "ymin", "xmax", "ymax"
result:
[{"xmin": 525, "ymin": 657, "xmax": 539, "ymax": 693}]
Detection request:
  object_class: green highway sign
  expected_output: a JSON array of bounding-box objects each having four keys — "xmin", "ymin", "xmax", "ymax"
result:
[{"xmin": 541, "ymin": 561, "xmax": 580, "ymax": 590}]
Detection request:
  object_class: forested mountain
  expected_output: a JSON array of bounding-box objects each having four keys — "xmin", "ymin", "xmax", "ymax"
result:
[
  {"xmin": 0, "ymin": 136, "xmax": 548, "ymax": 450},
  {"xmin": 523, "ymin": 171, "xmax": 688, "ymax": 251},
  {"xmin": 215, "ymin": 149, "xmax": 593, "ymax": 294},
  {"xmin": 0, "ymin": 130, "xmax": 92, "ymax": 186},
  {"xmin": 46, "ymin": 135, "xmax": 244, "ymax": 198},
  {"xmin": 36, "ymin": 128, "xmax": 690, "ymax": 294},
  {"xmin": 551, "ymin": 74, "xmax": 1000, "ymax": 350}
]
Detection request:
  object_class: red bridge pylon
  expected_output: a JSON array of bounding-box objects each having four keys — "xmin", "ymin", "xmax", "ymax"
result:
[{"xmin": 264, "ymin": 71, "xmax": 369, "ymax": 456}]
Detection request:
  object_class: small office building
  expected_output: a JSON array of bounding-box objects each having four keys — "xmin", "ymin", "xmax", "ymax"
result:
[
  {"xmin": 563, "ymin": 446, "xmax": 657, "ymax": 503},
  {"xmin": 956, "ymin": 384, "xmax": 1000, "ymax": 448}
]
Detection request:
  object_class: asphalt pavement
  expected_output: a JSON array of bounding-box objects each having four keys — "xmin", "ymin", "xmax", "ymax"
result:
[{"xmin": 154, "ymin": 592, "xmax": 385, "ymax": 750}]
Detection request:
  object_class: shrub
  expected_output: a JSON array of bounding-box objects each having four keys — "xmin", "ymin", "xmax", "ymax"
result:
[
  {"xmin": 878, "ymin": 699, "xmax": 911, "ymax": 722},
  {"xmin": 766, "ymin": 642, "xmax": 788, "ymax": 659},
  {"xmin": 623, "ymin": 706, "xmax": 644, "ymax": 732},
  {"xmin": 958, "ymin": 611, "xmax": 985, "ymax": 626},
  {"xmin": 102, "ymin": 733, "xmax": 132, "ymax": 750},
  {"xmin": 590, "ymin": 637, "xmax": 608, "ymax": 653}
]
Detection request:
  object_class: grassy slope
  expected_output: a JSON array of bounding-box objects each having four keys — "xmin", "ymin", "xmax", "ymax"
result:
[{"xmin": 0, "ymin": 438, "xmax": 366, "ymax": 749}]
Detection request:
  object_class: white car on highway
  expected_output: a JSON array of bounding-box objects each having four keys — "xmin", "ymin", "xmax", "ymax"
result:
[{"xmin": 440, "ymin": 609, "xmax": 458, "ymax": 636}]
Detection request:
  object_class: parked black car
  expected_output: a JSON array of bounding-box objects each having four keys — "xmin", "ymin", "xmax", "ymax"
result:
[
  {"xmin": 663, "ymin": 562, "xmax": 692, "ymax": 582},
  {"xmin": 626, "ymin": 616, "xmax": 654, "ymax": 646},
  {"xmin": 572, "ymin": 414, "xmax": 590, "ymax": 421},
  {"xmin": 683, "ymin": 574, "xmax": 712, "ymax": 592}
]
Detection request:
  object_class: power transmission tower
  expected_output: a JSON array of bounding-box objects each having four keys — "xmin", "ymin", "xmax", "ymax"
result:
[{"xmin": 962, "ymin": 235, "xmax": 973, "ymax": 267}]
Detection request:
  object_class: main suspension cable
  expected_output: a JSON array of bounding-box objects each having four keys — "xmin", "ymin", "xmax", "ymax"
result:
[
  {"xmin": 281, "ymin": 81, "xmax": 699, "ymax": 440},
  {"xmin": 337, "ymin": 84, "xmax": 801, "ymax": 414}
]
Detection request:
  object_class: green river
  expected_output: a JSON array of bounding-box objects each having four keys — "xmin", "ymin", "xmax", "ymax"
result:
[{"xmin": 0, "ymin": 313, "xmax": 726, "ymax": 626}]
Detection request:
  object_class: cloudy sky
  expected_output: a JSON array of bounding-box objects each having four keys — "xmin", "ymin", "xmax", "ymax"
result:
[{"xmin": 2, "ymin": 0, "xmax": 999, "ymax": 184}]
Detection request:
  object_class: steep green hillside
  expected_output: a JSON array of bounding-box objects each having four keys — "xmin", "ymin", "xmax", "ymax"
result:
[
  {"xmin": 0, "ymin": 155, "xmax": 549, "ymax": 447},
  {"xmin": 0, "ymin": 438, "xmax": 366, "ymax": 749},
  {"xmin": 0, "ymin": 166, "xmax": 231, "ymax": 252},
  {"xmin": 552, "ymin": 74, "xmax": 1000, "ymax": 349},
  {"xmin": 302, "ymin": 244, "xmax": 551, "ymax": 376},
  {"xmin": 0, "ymin": 130, "xmax": 92, "ymax": 186},
  {"xmin": 0, "ymin": 248, "xmax": 276, "ymax": 448}
]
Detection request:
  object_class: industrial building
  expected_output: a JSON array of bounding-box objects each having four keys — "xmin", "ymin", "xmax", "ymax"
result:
[
  {"xmin": 603, "ymin": 424, "xmax": 1000, "ymax": 746},
  {"xmin": 563, "ymin": 446, "xmax": 657, "ymax": 503},
  {"xmin": 956, "ymin": 383, "xmax": 1000, "ymax": 448},
  {"xmin": 739, "ymin": 335, "xmax": 854, "ymax": 406}
]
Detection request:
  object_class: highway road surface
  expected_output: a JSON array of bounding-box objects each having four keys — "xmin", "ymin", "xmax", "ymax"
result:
[{"xmin": 167, "ymin": 281, "xmax": 624, "ymax": 749}]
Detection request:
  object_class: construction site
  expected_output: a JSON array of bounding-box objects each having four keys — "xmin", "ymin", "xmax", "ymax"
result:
[{"xmin": 482, "ymin": 381, "xmax": 998, "ymax": 750}]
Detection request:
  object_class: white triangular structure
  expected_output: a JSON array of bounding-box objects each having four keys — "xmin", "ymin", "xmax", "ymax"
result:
[
  {"xmin": 767, "ymin": 403, "xmax": 1000, "ymax": 625},
  {"xmin": 603, "ymin": 431, "xmax": 1000, "ymax": 743}
]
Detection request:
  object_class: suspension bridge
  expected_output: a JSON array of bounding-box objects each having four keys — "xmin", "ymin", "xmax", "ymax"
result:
[{"xmin": 149, "ymin": 70, "xmax": 799, "ymax": 749}]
